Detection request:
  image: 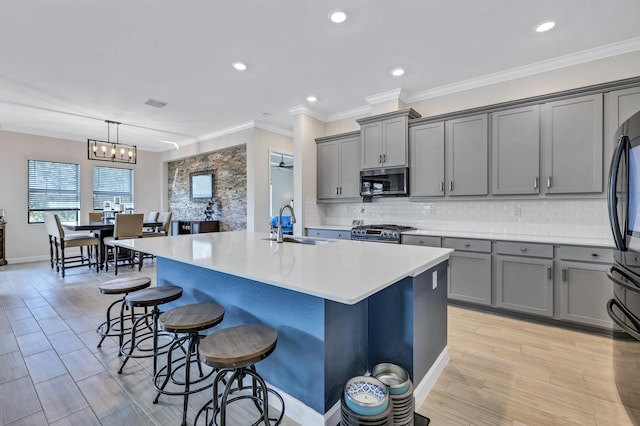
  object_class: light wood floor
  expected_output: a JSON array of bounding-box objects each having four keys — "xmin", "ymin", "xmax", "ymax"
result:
[
  {"xmin": 418, "ymin": 305, "xmax": 640, "ymax": 425},
  {"xmin": 1, "ymin": 261, "xmax": 639, "ymax": 425}
]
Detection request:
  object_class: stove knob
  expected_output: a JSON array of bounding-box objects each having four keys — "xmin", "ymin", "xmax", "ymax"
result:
[{"xmin": 392, "ymin": 231, "xmax": 398, "ymax": 238}]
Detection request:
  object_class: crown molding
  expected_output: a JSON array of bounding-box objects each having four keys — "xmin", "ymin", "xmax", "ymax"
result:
[
  {"xmin": 406, "ymin": 36, "xmax": 640, "ymax": 103},
  {"xmin": 365, "ymin": 87, "xmax": 409, "ymax": 105},
  {"xmin": 326, "ymin": 105, "xmax": 372, "ymax": 122},
  {"xmin": 287, "ymin": 104, "xmax": 327, "ymax": 122},
  {"xmin": 253, "ymin": 120, "xmax": 294, "ymax": 138}
]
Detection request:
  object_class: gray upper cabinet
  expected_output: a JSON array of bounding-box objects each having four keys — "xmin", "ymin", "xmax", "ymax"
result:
[
  {"xmin": 605, "ymin": 86, "xmax": 640, "ymax": 168},
  {"xmin": 542, "ymin": 94, "xmax": 603, "ymax": 194},
  {"xmin": 496, "ymin": 255, "xmax": 554, "ymax": 317},
  {"xmin": 358, "ymin": 108, "xmax": 421, "ymax": 170},
  {"xmin": 491, "ymin": 105, "xmax": 540, "ymax": 195},
  {"xmin": 316, "ymin": 131, "xmax": 361, "ymax": 202},
  {"xmin": 445, "ymin": 114, "xmax": 488, "ymax": 196},
  {"xmin": 410, "ymin": 121, "xmax": 445, "ymax": 197}
]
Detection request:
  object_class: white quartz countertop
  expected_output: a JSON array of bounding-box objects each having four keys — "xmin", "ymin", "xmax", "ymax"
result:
[
  {"xmin": 402, "ymin": 229, "xmax": 614, "ymax": 248},
  {"xmin": 305, "ymin": 225, "xmax": 353, "ymax": 231},
  {"xmin": 114, "ymin": 231, "xmax": 452, "ymax": 305}
]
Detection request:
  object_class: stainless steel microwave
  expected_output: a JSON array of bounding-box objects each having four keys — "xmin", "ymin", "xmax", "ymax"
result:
[{"xmin": 360, "ymin": 167, "xmax": 409, "ymax": 197}]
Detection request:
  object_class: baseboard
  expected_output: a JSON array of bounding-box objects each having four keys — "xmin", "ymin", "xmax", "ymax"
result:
[
  {"xmin": 5, "ymin": 255, "xmax": 49, "ymax": 264},
  {"xmin": 413, "ymin": 346, "xmax": 450, "ymax": 406}
]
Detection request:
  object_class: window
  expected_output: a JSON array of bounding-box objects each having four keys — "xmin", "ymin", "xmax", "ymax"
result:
[
  {"xmin": 93, "ymin": 166, "xmax": 134, "ymax": 210},
  {"xmin": 28, "ymin": 160, "xmax": 80, "ymax": 223}
]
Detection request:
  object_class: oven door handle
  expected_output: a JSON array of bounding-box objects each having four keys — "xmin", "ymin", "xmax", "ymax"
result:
[
  {"xmin": 607, "ymin": 298, "xmax": 640, "ymax": 341},
  {"xmin": 607, "ymin": 265, "xmax": 640, "ymax": 295}
]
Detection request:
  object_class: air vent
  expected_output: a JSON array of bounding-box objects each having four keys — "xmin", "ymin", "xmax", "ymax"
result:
[{"xmin": 145, "ymin": 99, "xmax": 168, "ymax": 108}]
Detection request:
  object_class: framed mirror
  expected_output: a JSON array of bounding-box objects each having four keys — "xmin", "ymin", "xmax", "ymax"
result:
[{"xmin": 190, "ymin": 170, "xmax": 215, "ymax": 200}]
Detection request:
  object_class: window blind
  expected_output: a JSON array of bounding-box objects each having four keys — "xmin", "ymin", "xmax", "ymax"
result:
[
  {"xmin": 93, "ymin": 166, "xmax": 134, "ymax": 210},
  {"xmin": 28, "ymin": 160, "xmax": 80, "ymax": 223}
]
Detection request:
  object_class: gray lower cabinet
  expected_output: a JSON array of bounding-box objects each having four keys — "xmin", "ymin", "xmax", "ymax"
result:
[
  {"xmin": 316, "ymin": 131, "xmax": 360, "ymax": 201},
  {"xmin": 556, "ymin": 245, "xmax": 614, "ymax": 329},
  {"xmin": 491, "ymin": 105, "xmax": 540, "ymax": 195},
  {"xmin": 542, "ymin": 94, "xmax": 603, "ymax": 194},
  {"xmin": 306, "ymin": 228, "xmax": 351, "ymax": 240},
  {"xmin": 443, "ymin": 238, "xmax": 492, "ymax": 306},
  {"xmin": 495, "ymin": 241, "xmax": 554, "ymax": 317},
  {"xmin": 496, "ymin": 255, "xmax": 554, "ymax": 317},
  {"xmin": 445, "ymin": 114, "xmax": 488, "ymax": 196}
]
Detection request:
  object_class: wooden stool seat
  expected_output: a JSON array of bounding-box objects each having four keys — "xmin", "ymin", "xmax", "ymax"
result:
[
  {"xmin": 199, "ymin": 324, "xmax": 277, "ymax": 369},
  {"xmin": 160, "ymin": 302, "xmax": 225, "ymax": 333},
  {"xmin": 125, "ymin": 285, "xmax": 183, "ymax": 307},
  {"xmin": 99, "ymin": 277, "xmax": 152, "ymax": 295}
]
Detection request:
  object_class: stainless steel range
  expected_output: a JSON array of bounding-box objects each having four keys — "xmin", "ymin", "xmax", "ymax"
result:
[{"xmin": 351, "ymin": 224, "xmax": 416, "ymax": 244}]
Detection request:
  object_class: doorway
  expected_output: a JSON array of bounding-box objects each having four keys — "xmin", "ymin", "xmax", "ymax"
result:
[{"xmin": 269, "ymin": 151, "xmax": 294, "ymax": 217}]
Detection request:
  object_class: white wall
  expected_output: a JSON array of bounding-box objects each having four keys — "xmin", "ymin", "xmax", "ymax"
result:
[
  {"xmin": 0, "ymin": 129, "xmax": 163, "ymax": 263},
  {"xmin": 247, "ymin": 128, "xmax": 293, "ymax": 232}
]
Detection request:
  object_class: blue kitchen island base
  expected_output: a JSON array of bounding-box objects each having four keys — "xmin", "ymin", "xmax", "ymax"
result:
[{"xmin": 156, "ymin": 257, "xmax": 448, "ymax": 425}]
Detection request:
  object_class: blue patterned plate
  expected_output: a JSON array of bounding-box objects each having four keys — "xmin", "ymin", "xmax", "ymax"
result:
[{"xmin": 344, "ymin": 376, "xmax": 389, "ymax": 416}]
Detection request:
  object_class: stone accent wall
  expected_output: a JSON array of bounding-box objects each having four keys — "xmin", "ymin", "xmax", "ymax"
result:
[{"xmin": 167, "ymin": 145, "xmax": 247, "ymax": 231}]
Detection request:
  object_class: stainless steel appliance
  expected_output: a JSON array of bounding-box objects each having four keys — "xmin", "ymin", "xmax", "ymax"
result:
[
  {"xmin": 607, "ymin": 109, "xmax": 640, "ymax": 340},
  {"xmin": 360, "ymin": 167, "xmax": 409, "ymax": 197},
  {"xmin": 351, "ymin": 224, "xmax": 415, "ymax": 244}
]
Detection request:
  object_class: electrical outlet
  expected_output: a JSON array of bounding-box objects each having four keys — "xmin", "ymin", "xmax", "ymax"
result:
[
  {"xmin": 512, "ymin": 206, "xmax": 521, "ymax": 217},
  {"xmin": 432, "ymin": 270, "xmax": 438, "ymax": 289}
]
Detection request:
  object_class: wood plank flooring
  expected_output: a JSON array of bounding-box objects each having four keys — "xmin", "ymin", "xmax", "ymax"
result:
[
  {"xmin": 1, "ymin": 260, "xmax": 639, "ymax": 425},
  {"xmin": 418, "ymin": 306, "xmax": 640, "ymax": 425}
]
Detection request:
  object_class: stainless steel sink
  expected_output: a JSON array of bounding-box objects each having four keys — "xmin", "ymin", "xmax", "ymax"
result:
[{"xmin": 263, "ymin": 236, "xmax": 333, "ymax": 245}]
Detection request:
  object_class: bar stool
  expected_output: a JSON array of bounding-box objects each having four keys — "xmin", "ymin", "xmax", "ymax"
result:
[
  {"xmin": 118, "ymin": 285, "xmax": 183, "ymax": 375},
  {"xmin": 153, "ymin": 303, "xmax": 225, "ymax": 426},
  {"xmin": 96, "ymin": 276, "xmax": 152, "ymax": 352},
  {"xmin": 195, "ymin": 324, "xmax": 285, "ymax": 426}
]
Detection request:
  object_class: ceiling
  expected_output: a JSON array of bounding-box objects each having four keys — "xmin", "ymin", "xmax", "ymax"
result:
[{"xmin": 1, "ymin": 0, "xmax": 640, "ymax": 152}]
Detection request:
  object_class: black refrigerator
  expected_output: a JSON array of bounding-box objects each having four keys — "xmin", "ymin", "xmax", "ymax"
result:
[
  {"xmin": 607, "ymin": 109, "xmax": 640, "ymax": 340},
  {"xmin": 607, "ymin": 109, "xmax": 640, "ymax": 424}
]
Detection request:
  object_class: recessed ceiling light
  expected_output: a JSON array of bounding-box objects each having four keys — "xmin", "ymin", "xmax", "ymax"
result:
[
  {"xmin": 391, "ymin": 68, "xmax": 405, "ymax": 77},
  {"xmin": 306, "ymin": 95, "xmax": 317, "ymax": 103},
  {"xmin": 232, "ymin": 62, "xmax": 247, "ymax": 71},
  {"xmin": 535, "ymin": 20, "xmax": 556, "ymax": 32},
  {"xmin": 329, "ymin": 9, "xmax": 347, "ymax": 23}
]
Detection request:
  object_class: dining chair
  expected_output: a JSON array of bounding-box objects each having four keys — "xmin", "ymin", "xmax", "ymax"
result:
[
  {"xmin": 143, "ymin": 212, "xmax": 172, "ymax": 237},
  {"xmin": 104, "ymin": 213, "xmax": 144, "ymax": 275},
  {"xmin": 44, "ymin": 213, "xmax": 99, "ymax": 278},
  {"xmin": 143, "ymin": 211, "xmax": 160, "ymax": 232}
]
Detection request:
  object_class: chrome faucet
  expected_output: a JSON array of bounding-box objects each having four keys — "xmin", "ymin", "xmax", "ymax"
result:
[{"xmin": 276, "ymin": 203, "xmax": 296, "ymax": 243}]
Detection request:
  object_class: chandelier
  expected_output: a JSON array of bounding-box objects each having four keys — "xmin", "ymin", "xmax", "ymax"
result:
[{"xmin": 87, "ymin": 120, "xmax": 137, "ymax": 164}]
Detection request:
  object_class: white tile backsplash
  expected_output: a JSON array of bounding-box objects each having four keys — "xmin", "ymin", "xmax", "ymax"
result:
[{"xmin": 306, "ymin": 197, "xmax": 610, "ymax": 239}]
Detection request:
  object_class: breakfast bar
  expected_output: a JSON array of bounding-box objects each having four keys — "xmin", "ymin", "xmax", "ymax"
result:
[{"xmin": 114, "ymin": 231, "xmax": 452, "ymax": 425}]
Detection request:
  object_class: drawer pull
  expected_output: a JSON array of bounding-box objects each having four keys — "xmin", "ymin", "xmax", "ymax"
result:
[
  {"xmin": 464, "ymin": 243, "xmax": 471, "ymax": 248},
  {"xmin": 520, "ymin": 247, "xmax": 528, "ymax": 253},
  {"xmin": 591, "ymin": 253, "xmax": 599, "ymax": 257}
]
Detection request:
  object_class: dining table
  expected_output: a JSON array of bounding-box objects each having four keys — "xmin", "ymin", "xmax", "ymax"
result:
[{"xmin": 62, "ymin": 220, "xmax": 163, "ymax": 269}]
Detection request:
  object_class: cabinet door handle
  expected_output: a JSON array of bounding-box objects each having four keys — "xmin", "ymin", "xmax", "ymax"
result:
[
  {"xmin": 440, "ymin": 182, "xmax": 444, "ymax": 192},
  {"xmin": 520, "ymin": 247, "xmax": 528, "ymax": 252},
  {"xmin": 547, "ymin": 176, "xmax": 552, "ymax": 188},
  {"xmin": 449, "ymin": 181, "xmax": 453, "ymax": 191},
  {"xmin": 533, "ymin": 177, "xmax": 539, "ymax": 189},
  {"xmin": 547, "ymin": 267, "xmax": 552, "ymax": 280},
  {"xmin": 339, "ymin": 187, "xmax": 342, "ymax": 195},
  {"xmin": 383, "ymin": 154, "xmax": 386, "ymax": 163},
  {"xmin": 562, "ymin": 268, "xmax": 567, "ymax": 282},
  {"xmin": 379, "ymin": 154, "xmax": 382, "ymax": 164},
  {"xmin": 335, "ymin": 187, "xmax": 339, "ymax": 195}
]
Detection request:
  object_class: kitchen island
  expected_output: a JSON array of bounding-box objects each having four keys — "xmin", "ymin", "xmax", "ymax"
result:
[{"xmin": 114, "ymin": 231, "xmax": 452, "ymax": 425}]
